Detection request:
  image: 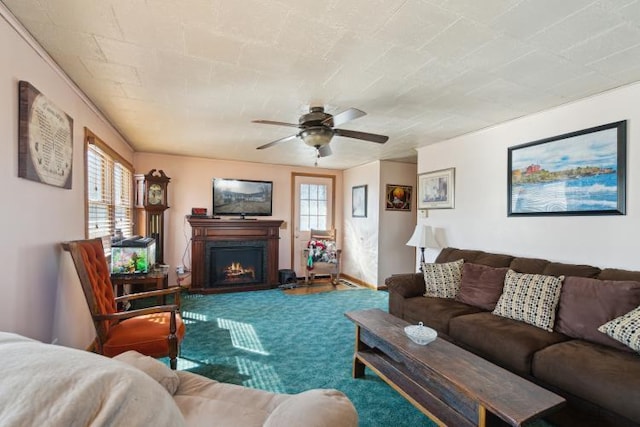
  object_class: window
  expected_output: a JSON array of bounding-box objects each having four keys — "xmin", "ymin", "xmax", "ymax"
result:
[
  {"xmin": 85, "ymin": 129, "xmax": 134, "ymax": 250},
  {"xmin": 299, "ymin": 183, "xmax": 327, "ymax": 231}
]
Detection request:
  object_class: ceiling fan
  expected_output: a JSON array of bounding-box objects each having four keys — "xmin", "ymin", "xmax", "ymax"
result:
[{"xmin": 252, "ymin": 106, "xmax": 389, "ymax": 158}]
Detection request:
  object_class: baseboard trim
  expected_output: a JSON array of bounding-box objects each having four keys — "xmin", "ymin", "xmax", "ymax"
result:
[{"xmin": 340, "ymin": 274, "xmax": 386, "ymax": 291}]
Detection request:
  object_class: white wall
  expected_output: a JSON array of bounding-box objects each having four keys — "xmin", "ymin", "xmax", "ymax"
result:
[
  {"xmin": 342, "ymin": 160, "xmax": 418, "ymax": 287},
  {"xmin": 378, "ymin": 161, "xmax": 417, "ymax": 281},
  {"xmin": 0, "ymin": 9, "xmax": 133, "ymax": 346},
  {"xmin": 417, "ymin": 82, "xmax": 640, "ymax": 270},
  {"xmin": 343, "ymin": 162, "xmax": 380, "ymax": 286}
]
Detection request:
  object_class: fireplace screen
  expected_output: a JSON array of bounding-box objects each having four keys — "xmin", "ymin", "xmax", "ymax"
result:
[{"xmin": 206, "ymin": 241, "xmax": 266, "ymax": 287}]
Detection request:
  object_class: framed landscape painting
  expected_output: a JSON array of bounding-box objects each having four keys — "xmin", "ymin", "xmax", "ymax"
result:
[
  {"xmin": 418, "ymin": 168, "xmax": 455, "ymax": 209},
  {"xmin": 508, "ymin": 121, "xmax": 626, "ymax": 216}
]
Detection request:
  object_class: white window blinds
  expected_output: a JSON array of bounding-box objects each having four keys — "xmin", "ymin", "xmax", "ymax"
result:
[{"xmin": 86, "ymin": 130, "xmax": 133, "ymax": 250}]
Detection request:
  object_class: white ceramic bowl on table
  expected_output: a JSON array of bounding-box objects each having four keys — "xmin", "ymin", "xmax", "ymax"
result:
[{"xmin": 404, "ymin": 322, "xmax": 437, "ymax": 345}]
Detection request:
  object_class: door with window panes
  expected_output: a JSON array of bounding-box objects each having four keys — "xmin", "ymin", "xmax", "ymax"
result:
[{"xmin": 292, "ymin": 174, "xmax": 334, "ymax": 278}]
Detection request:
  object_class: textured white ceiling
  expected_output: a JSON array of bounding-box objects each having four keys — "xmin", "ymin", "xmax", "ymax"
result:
[{"xmin": 4, "ymin": 0, "xmax": 640, "ymax": 169}]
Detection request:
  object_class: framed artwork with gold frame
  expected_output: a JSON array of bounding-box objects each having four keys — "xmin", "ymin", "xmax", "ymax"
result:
[{"xmin": 385, "ymin": 184, "xmax": 412, "ymax": 211}]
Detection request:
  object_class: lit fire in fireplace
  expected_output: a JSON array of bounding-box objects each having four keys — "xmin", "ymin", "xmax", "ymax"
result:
[{"xmin": 223, "ymin": 262, "xmax": 255, "ymax": 280}]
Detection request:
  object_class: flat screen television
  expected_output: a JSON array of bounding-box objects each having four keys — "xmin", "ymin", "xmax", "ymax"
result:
[{"xmin": 212, "ymin": 178, "xmax": 273, "ymax": 218}]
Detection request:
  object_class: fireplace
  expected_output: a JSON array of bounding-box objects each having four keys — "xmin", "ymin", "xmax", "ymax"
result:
[
  {"xmin": 187, "ymin": 217, "xmax": 283, "ymax": 293},
  {"xmin": 206, "ymin": 241, "xmax": 266, "ymax": 288}
]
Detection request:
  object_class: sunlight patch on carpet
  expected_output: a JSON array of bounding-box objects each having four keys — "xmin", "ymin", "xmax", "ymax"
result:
[
  {"xmin": 236, "ymin": 356, "xmax": 285, "ymax": 393},
  {"xmin": 217, "ymin": 318, "xmax": 269, "ymax": 355},
  {"xmin": 176, "ymin": 358, "xmax": 201, "ymax": 371},
  {"xmin": 182, "ymin": 310, "xmax": 211, "ymax": 322}
]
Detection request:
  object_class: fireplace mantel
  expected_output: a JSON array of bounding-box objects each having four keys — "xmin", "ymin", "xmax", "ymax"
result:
[{"xmin": 187, "ymin": 217, "xmax": 283, "ymax": 293}]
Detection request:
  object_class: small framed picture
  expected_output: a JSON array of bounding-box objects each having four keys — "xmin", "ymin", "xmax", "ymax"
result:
[
  {"xmin": 385, "ymin": 184, "xmax": 412, "ymax": 211},
  {"xmin": 418, "ymin": 168, "xmax": 455, "ymax": 209},
  {"xmin": 352, "ymin": 185, "xmax": 367, "ymax": 217}
]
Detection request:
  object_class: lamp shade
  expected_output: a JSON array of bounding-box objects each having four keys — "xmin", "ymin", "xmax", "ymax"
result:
[
  {"xmin": 406, "ymin": 225, "xmax": 439, "ymax": 249},
  {"xmin": 300, "ymin": 126, "xmax": 333, "ymax": 147}
]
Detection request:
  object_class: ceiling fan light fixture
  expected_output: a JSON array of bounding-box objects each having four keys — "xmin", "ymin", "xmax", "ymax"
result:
[{"xmin": 299, "ymin": 126, "xmax": 333, "ymax": 148}]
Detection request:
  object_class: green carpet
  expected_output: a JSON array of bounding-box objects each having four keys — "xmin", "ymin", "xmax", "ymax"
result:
[
  {"xmin": 174, "ymin": 288, "xmax": 432, "ymax": 426},
  {"xmin": 170, "ymin": 288, "xmax": 552, "ymax": 427}
]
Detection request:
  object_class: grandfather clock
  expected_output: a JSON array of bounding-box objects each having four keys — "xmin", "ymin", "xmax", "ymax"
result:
[{"xmin": 140, "ymin": 169, "xmax": 170, "ymax": 264}]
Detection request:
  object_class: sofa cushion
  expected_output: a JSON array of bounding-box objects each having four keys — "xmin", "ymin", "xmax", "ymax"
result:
[
  {"xmin": 435, "ymin": 248, "xmax": 481, "ymax": 263},
  {"xmin": 509, "ymin": 257, "xmax": 550, "ymax": 274},
  {"xmin": 404, "ymin": 296, "xmax": 482, "ymax": 335},
  {"xmin": 555, "ymin": 277, "xmax": 640, "ymax": 351},
  {"xmin": 422, "ymin": 259, "xmax": 464, "ymax": 298},
  {"xmin": 174, "ymin": 371, "xmax": 358, "ymax": 427},
  {"xmin": 543, "ymin": 262, "xmax": 601, "ymax": 278},
  {"xmin": 472, "ymin": 252, "xmax": 514, "ymax": 268},
  {"xmin": 449, "ymin": 312, "xmax": 568, "ymax": 376},
  {"xmin": 598, "ymin": 306, "xmax": 640, "ymax": 353},
  {"xmin": 493, "ymin": 270, "xmax": 564, "ymax": 332},
  {"xmin": 598, "ymin": 267, "xmax": 640, "ymax": 281},
  {"xmin": 532, "ymin": 340, "xmax": 640, "ymax": 424},
  {"xmin": 455, "ymin": 263, "xmax": 509, "ymax": 311}
]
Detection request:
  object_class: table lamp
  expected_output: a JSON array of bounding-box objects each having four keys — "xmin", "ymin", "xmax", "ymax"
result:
[{"xmin": 406, "ymin": 225, "xmax": 440, "ymax": 271}]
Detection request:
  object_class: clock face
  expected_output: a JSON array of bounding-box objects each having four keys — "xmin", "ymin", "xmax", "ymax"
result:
[{"xmin": 148, "ymin": 183, "xmax": 164, "ymax": 205}]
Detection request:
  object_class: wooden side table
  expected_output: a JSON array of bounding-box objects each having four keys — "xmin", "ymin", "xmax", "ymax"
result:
[{"xmin": 110, "ymin": 271, "xmax": 169, "ymax": 305}]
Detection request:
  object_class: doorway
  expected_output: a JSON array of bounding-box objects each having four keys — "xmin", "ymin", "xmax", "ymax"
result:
[{"xmin": 291, "ymin": 173, "xmax": 336, "ymax": 278}]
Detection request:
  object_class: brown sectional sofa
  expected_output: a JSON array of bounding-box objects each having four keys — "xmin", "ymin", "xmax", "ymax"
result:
[{"xmin": 386, "ymin": 247, "xmax": 640, "ymax": 427}]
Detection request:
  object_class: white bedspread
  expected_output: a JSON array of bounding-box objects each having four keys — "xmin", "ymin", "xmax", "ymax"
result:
[{"xmin": 0, "ymin": 332, "xmax": 186, "ymax": 427}]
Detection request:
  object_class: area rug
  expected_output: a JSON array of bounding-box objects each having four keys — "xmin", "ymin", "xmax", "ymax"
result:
[{"xmin": 172, "ymin": 288, "xmax": 553, "ymax": 427}]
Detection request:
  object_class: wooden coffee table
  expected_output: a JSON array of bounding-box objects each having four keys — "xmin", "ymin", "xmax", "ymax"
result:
[{"xmin": 345, "ymin": 309, "xmax": 565, "ymax": 427}]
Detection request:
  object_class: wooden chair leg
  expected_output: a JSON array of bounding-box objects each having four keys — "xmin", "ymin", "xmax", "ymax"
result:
[
  {"xmin": 169, "ymin": 311, "xmax": 178, "ymax": 370},
  {"xmin": 170, "ymin": 355, "xmax": 177, "ymax": 370}
]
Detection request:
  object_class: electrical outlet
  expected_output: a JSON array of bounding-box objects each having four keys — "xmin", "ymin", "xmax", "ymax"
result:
[{"xmin": 176, "ymin": 265, "xmax": 184, "ymax": 274}]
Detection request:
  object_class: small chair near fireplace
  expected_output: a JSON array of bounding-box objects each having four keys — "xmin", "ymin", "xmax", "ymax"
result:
[{"xmin": 303, "ymin": 229, "xmax": 341, "ymax": 285}]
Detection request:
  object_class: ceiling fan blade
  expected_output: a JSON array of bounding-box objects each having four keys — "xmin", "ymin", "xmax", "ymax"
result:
[
  {"xmin": 322, "ymin": 108, "xmax": 366, "ymax": 127},
  {"xmin": 318, "ymin": 144, "xmax": 332, "ymax": 157},
  {"xmin": 252, "ymin": 120, "xmax": 300, "ymax": 128},
  {"xmin": 334, "ymin": 128, "xmax": 389, "ymax": 144},
  {"xmin": 256, "ymin": 134, "xmax": 298, "ymax": 150}
]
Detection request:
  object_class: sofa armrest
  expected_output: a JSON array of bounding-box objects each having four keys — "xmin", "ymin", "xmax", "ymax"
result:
[
  {"xmin": 385, "ymin": 273, "xmax": 425, "ymax": 298},
  {"xmin": 264, "ymin": 389, "xmax": 358, "ymax": 427}
]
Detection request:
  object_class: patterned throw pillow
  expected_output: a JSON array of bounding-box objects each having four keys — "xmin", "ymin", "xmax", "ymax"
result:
[
  {"xmin": 422, "ymin": 259, "xmax": 464, "ymax": 298},
  {"xmin": 598, "ymin": 306, "xmax": 640, "ymax": 353},
  {"xmin": 492, "ymin": 269, "xmax": 564, "ymax": 332}
]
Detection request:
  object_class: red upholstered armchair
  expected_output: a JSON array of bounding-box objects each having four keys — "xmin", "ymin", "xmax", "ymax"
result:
[{"xmin": 62, "ymin": 238, "xmax": 185, "ymax": 369}]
